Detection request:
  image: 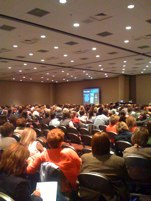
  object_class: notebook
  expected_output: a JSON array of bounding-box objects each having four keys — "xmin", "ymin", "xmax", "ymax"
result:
[{"xmin": 36, "ymin": 181, "xmax": 58, "ymax": 201}]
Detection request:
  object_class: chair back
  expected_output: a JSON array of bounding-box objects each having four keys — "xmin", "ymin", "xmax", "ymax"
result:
[
  {"xmin": 66, "ymin": 133, "xmax": 82, "ymax": 144},
  {"xmin": 0, "ymin": 192, "xmax": 14, "ymax": 201},
  {"xmin": 124, "ymin": 154, "xmax": 151, "ymax": 182},
  {"xmin": 115, "ymin": 140, "xmax": 132, "ymax": 156},
  {"xmin": 79, "ymin": 128, "xmax": 90, "ymax": 136},
  {"xmin": 81, "ymin": 135, "xmax": 92, "ymax": 146},
  {"xmin": 78, "ymin": 172, "xmax": 115, "ymax": 198},
  {"xmin": 67, "ymin": 127, "xmax": 79, "ymax": 135},
  {"xmin": 40, "ymin": 162, "xmax": 63, "ymax": 183},
  {"xmin": 99, "ymin": 124, "xmax": 107, "ymax": 131}
]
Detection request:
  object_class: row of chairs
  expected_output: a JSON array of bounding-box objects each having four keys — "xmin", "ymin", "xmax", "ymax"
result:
[{"xmin": 39, "ymin": 153, "xmax": 151, "ymax": 201}]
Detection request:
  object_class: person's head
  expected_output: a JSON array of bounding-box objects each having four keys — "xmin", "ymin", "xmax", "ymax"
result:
[
  {"xmin": 0, "ymin": 122, "xmax": 15, "ymax": 137},
  {"xmin": 126, "ymin": 115, "xmax": 136, "ymax": 129},
  {"xmin": 91, "ymin": 132, "xmax": 110, "ymax": 156},
  {"xmin": 0, "ymin": 142, "xmax": 30, "ymax": 176},
  {"xmin": 109, "ymin": 115, "xmax": 119, "ymax": 125},
  {"xmin": 131, "ymin": 127, "xmax": 149, "ymax": 147},
  {"xmin": 47, "ymin": 128, "xmax": 64, "ymax": 148},
  {"xmin": 116, "ymin": 121, "xmax": 129, "ymax": 133},
  {"xmin": 16, "ymin": 117, "xmax": 26, "ymax": 127},
  {"xmin": 20, "ymin": 128, "xmax": 37, "ymax": 146}
]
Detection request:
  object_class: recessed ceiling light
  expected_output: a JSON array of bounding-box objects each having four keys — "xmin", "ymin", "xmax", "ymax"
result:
[
  {"xmin": 64, "ymin": 54, "xmax": 68, "ymax": 57},
  {"xmin": 19, "ymin": 70, "xmax": 22, "ymax": 73},
  {"xmin": 20, "ymin": 80, "xmax": 23, "ymax": 82},
  {"xmin": 96, "ymin": 55, "xmax": 100, "ymax": 58},
  {"xmin": 100, "ymin": 68, "xmax": 104, "ymax": 71},
  {"xmin": 13, "ymin": 45, "xmax": 18, "ymax": 48},
  {"xmin": 67, "ymin": 73, "xmax": 69, "ymax": 75},
  {"xmin": 83, "ymin": 71, "xmax": 86, "ymax": 73},
  {"xmin": 41, "ymin": 59, "xmax": 45, "ymax": 62},
  {"xmin": 46, "ymin": 72, "xmax": 50, "ymax": 75},
  {"xmin": 143, "ymin": 69, "xmax": 146, "ymax": 71},
  {"xmin": 124, "ymin": 40, "xmax": 129, "ymax": 43},
  {"xmin": 8, "ymin": 66, "xmax": 12, "ymax": 69},
  {"xmin": 126, "ymin": 26, "xmax": 132, "ymax": 30},
  {"xmin": 122, "ymin": 71, "xmax": 125, "ymax": 74},
  {"xmin": 74, "ymin": 77, "xmax": 77, "ymax": 79},
  {"xmin": 92, "ymin": 47, "xmax": 97, "ymax": 51},
  {"xmin": 123, "ymin": 61, "xmax": 127, "ymax": 63},
  {"xmin": 23, "ymin": 76, "xmax": 26, "ymax": 79},
  {"xmin": 41, "ymin": 81, "xmax": 44, "ymax": 83},
  {"xmin": 59, "ymin": 0, "xmax": 67, "ymax": 4},
  {"xmin": 29, "ymin": 53, "xmax": 33, "ymax": 56},
  {"xmin": 54, "ymin": 46, "xmax": 59, "ymax": 49},
  {"xmin": 146, "ymin": 65, "xmax": 149, "ymax": 68},
  {"xmin": 73, "ymin": 23, "xmax": 80, "ymax": 27},
  {"xmin": 41, "ymin": 77, "xmax": 44, "ymax": 79},
  {"xmin": 34, "ymin": 67, "xmax": 37, "ymax": 70},
  {"xmin": 123, "ymin": 65, "xmax": 126, "ymax": 67},
  {"xmin": 30, "ymin": 78, "xmax": 32, "ymax": 80},
  {"xmin": 24, "ymin": 63, "xmax": 27, "ymax": 66},
  {"xmin": 13, "ymin": 78, "xmax": 15, "ymax": 80},
  {"xmin": 70, "ymin": 60, "xmax": 74, "ymax": 62},
  {"xmin": 127, "ymin": 4, "xmax": 135, "ymax": 9},
  {"xmin": 122, "ymin": 68, "xmax": 125, "ymax": 71},
  {"xmin": 40, "ymin": 35, "xmax": 46, "ymax": 38},
  {"xmin": 149, "ymin": 61, "xmax": 151, "ymax": 64},
  {"xmin": 52, "ymin": 75, "xmax": 55, "ymax": 77},
  {"xmin": 47, "ymin": 78, "xmax": 49, "ymax": 80},
  {"xmin": 99, "ymin": 64, "xmax": 102, "ymax": 67},
  {"xmin": 62, "ymin": 70, "xmax": 64, "ymax": 73},
  {"xmin": 141, "ymin": 71, "xmax": 144, "ymax": 74}
]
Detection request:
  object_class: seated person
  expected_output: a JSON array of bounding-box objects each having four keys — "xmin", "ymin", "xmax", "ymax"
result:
[
  {"xmin": 20, "ymin": 128, "xmax": 45, "ymax": 157},
  {"xmin": 126, "ymin": 115, "xmax": 137, "ymax": 133},
  {"xmin": 0, "ymin": 122, "xmax": 16, "ymax": 151},
  {"xmin": 115, "ymin": 121, "xmax": 132, "ymax": 143},
  {"xmin": 106, "ymin": 115, "xmax": 119, "ymax": 133},
  {"xmin": 0, "ymin": 143, "xmax": 42, "ymax": 201},
  {"xmin": 13, "ymin": 117, "xmax": 26, "ymax": 137},
  {"xmin": 80, "ymin": 132, "xmax": 129, "ymax": 201},
  {"xmin": 27, "ymin": 128, "xmax": 81, "ymax": 193},
  {"xmin": 123, "ymin": 127, "xmax": 151, "ymax": 159}
]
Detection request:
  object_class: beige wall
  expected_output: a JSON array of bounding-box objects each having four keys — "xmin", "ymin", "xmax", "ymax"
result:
[
  {"xmin": 1, "ymin": 74, "xmax": 151, "ymax": 105},
  {"xmin": 0, "ymin": 81, "xmax": 53, "ymax": 105},
  {"xmin": 136, "ymin": 74, "xmax": 151, "ymax": 104},
  {"xmin": 54, "ymin": 77, "xmax": 119, "ymax": 104}
]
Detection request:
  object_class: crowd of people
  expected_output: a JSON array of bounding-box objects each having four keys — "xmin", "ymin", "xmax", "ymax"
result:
[{"xmin": 0, "ymin": 102, "xmax": 151, "ymax": 201}]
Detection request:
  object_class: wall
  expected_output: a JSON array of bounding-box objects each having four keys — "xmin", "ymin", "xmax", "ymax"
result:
[
  {"xmin": 0, "ymin": 81, "xmax": 53, "ymax": 105},
  {"xmin": 136, "ymin": 74, "xmax": 151, "ymax": 104},
  {"xmin": 54, "ymin": 77, "xmax": 119, "ymax": 104}
]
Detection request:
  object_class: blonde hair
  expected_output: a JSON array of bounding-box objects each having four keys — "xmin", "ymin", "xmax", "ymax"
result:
[
  {"xmin": 116, "ymin": 121, "xmax": 129, "ymax": 133},
  {"xmin": 20, "ymin": 128, "xmax": 37, "ymax": 146},
  {"xmin": 126, "ymin": 115, "xmax": 136, "ymax": 130},
  {"xmin": 0, "ymin": 143, "xmax": 30, "ymax": 176}
]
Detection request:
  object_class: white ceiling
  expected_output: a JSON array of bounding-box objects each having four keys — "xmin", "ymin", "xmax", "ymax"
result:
[{"xmin": 0, "ymin": 0, "xmax": 151, "ymax": 83}]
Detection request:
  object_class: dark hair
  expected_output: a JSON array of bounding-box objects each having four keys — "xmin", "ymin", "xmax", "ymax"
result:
[
  {"xmin": 0, "ymin": 122, "xmax": 15, "ymax": 137},
  {"xmin": 16, "ymin": 117, "xmax": 26, "ymax": 127},
  {"xmin": 91, "ymin": 132, "xmax": 110, "ymax": 156}
]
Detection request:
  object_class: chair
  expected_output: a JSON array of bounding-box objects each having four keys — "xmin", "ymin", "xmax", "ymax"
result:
[
  {"xmin": 124, "ymin": 154, "xmax": 151, "ymax": 199},
  {"xmin": 106, "ymin": 131, "xmax": 117, "ymax": 149},
  {"xmin": 81, "ymin": 135, "xmax": 92, "ymax": 147},
  {"xmin": 48, "ymin": 125, "xmax": 56, "ymax": 130},
  {"xmin": 91, "ymin": 129, "xmax": 101, "ymax": 135},
  {"xmin": 66, "ymin": 133, "xmax": 82, "ymax": 144},
  {"xmin": 34, "ymin": 128, "xmax": 42, "ymax": 137},
  {"xmin": 58, "ymin": 126, "xmax": 67, "ymax": 134},
  {"xmin": 99, "ymin": 124, "xmax": 107, "ymax": 131},
  {"xmin": 115, "ymin": 140, "xmax": 132, "ymax": 156},
  {"xmin": 78, "ymin": 172, "xmax": 117, "ymax": 201},
  {"xmin": 40, "ymin": 162, "xmax": 79, "ymax": 201},
  {"xmin": 67, "ymin": 127, "xmax": 79, "ymax": 135},
  {"xmin": 0, "ymin": 192, "xmax": 14, "ymax": 201},
  {"xmin": 79, "ymin": 128, "xmax": 90, "ymax": 136}
]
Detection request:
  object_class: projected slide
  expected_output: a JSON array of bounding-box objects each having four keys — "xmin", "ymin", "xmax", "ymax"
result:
[{"xmin": 83, "ymin": 88, "xmax": 100, "ymax": 105}]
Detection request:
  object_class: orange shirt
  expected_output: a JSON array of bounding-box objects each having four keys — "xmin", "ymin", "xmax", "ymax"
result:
[
  {"xmin": 27, "ymin": 147, "xmax": 81, "ymax": 192},
  {"xmin": 106, "ymin": 124, "xmax": 117, "ymax": 134}
]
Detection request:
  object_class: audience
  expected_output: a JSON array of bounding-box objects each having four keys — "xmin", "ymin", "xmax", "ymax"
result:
[
  {"xmin": 106, "ymin": 115, "xmax": 119, "ymax": 133},
  {"xmin": 115, "ymin": 121, "xmax": 132, "ymax": 143},
  {"xmin": 0, "ymin": 122, "xmax": 16, "ymax": 151},
  {"xmin": 20, "ymin": 128, "xmax": 45, "ymax": 157},
  {"xmin": 80, "ymin": 132, "xmax": 129, "ymax": 201},
  {"xmin": 27, "ymin": 128, "xmax": 81, "ymax": 193},
  {"xmin": 123, "ymin": 127, "xmax": 151, "ymax": 159},
  {"xmin": 0, "ymin": 143, "xmax": 42, "ymax": 201}
]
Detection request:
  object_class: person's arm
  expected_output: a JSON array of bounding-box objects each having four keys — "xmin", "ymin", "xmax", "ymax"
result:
[
  {"xmin": 27, "ymin": 153, "xmax": 44, "ymax": 174},
  {"xmin": 15, "ymin": 181, "xmax": 42, "ymax": 201}
]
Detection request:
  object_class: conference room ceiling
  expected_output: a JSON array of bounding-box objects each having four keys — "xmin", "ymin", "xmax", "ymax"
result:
[{"xmin": 0, "ymin": 0, "xmax": 151, "ymax": 83}]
